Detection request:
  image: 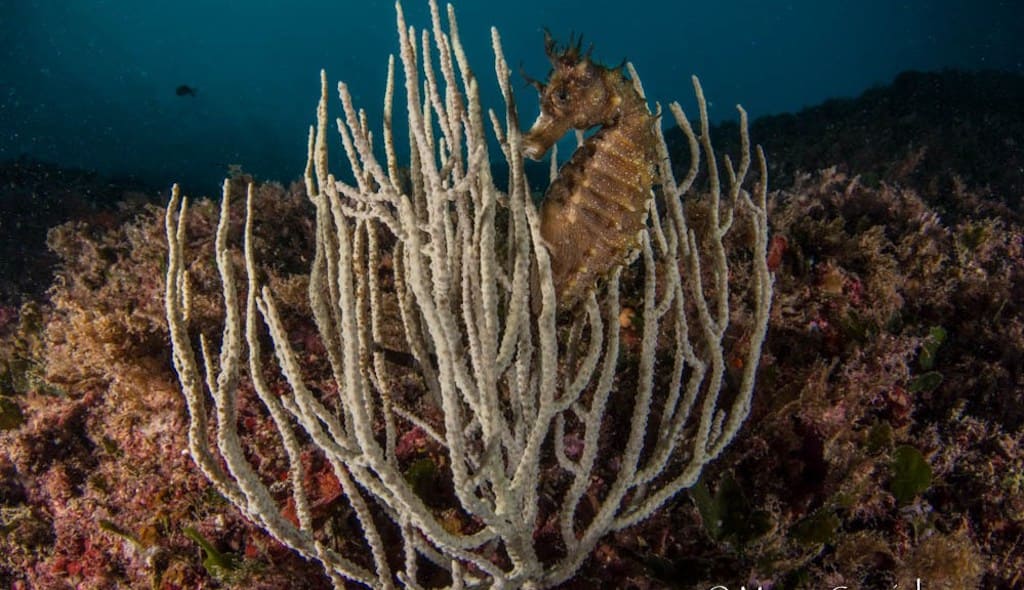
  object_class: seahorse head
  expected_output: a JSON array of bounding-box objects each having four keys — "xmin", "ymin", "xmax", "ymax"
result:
[{"xmin": 522, "ymin": 31, "xmax": 627, "ymax": 160}]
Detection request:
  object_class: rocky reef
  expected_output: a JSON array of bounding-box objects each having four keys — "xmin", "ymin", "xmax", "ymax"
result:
[{"xmin": 1, "ymin": 69, "xmax": 1022, "ymax": 588}]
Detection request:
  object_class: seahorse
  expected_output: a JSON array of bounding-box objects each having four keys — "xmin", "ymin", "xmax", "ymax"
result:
[{"xmin": 523, "ymin": 32, "xmax": 658, "ymax": 310}]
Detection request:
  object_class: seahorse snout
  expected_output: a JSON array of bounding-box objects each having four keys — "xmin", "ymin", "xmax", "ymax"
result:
[
  {"xmin": 522, "ymin": 139, "xmax": 547, "ymax": 161},
  {"xmin": 522, "ymin": 112, "xmax": 568, "ymax": 161}
]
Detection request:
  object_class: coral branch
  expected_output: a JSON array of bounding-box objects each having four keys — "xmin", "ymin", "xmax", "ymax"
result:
[{"xmin": 164, "ymin": 1, "xmax": 773, "ymax": 587}]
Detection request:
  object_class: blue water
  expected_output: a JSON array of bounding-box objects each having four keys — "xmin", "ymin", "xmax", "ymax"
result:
[{"xmin": 2, "ymin": 0, "xmax": 1021, "ymax": 196}]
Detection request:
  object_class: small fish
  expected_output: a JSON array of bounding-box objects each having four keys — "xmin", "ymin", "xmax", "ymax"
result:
[{"xmin": 175, "ymin": 84, "xmax": 197, "ymax": 97}]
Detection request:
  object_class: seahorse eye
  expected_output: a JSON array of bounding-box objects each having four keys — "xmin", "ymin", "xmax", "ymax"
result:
[{"xmin": 556, "ymin": 87, "xmax": 568, "ymax": 103}]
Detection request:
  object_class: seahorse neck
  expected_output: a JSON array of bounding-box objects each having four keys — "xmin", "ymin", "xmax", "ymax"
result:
[{"xmin": 597, "ymin": 85, "xmax": 655, "ymax": 151}]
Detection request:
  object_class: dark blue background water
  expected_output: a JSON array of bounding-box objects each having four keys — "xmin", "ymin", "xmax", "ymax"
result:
[{"xmin": 2, "ymin": 0, "xmax": 1021, "ymax": 197}]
